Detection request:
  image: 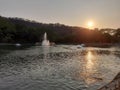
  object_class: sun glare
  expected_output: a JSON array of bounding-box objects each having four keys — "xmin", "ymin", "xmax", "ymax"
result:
[{"xmin": 87, "ymin": 21, "xmax": 94, "ymax": 29}]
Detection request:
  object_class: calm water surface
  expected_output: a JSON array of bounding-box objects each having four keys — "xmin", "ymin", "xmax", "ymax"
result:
[{"xmin": 0, "ymin": 45, "xmax": 120, "ymax": 90}]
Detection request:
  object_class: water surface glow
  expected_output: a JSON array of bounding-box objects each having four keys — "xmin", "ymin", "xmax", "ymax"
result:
[
  {"xmin": 80, "ymin": 50, "xmax": 98, "ymax": 85},
  {"xmin": 86, "ymin": 51, "xmax": 94, "ymax": 70},
  {"xmin": 0, "ymin": 45, "xmax": 120, "ymax": 90}
]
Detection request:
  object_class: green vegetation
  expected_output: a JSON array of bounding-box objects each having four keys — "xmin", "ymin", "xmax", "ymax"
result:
[{"xmin": 0, "ymin": 16, "xmax": 120, "ymax": 44}]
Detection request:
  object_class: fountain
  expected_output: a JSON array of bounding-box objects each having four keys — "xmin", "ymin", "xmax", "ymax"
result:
[{"xmin": 42, "ymin": 32, "xmax": 50, "ymax": 46}]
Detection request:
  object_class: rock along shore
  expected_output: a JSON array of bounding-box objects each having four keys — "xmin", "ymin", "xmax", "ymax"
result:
[{"xmin": 98, "ymin": 72, "xmax": 120, "ymax": 90}]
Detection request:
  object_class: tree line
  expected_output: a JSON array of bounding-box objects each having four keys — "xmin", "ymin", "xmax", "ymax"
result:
[{"xmin": 0, "ymin": 16, "xmax": 120, "ymax": 44}]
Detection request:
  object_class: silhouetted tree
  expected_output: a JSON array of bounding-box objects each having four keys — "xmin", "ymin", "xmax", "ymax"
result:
[{"xmin": 0, "ymin": 15, "xmax": 119, "ymax": 44}]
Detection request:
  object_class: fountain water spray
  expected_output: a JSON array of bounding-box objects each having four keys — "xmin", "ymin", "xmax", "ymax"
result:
[{"xmin": 42, "ymin": 32, "xmax": 50, "ymax": 46}]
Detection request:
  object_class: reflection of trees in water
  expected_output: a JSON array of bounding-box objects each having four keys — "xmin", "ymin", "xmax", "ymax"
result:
[
  {"xmin": 0, "ymin": 45, "xmax": 32, "ymax": 57},
  {"xmin": 82, "ymin": 50, "xmax": 120, "ymax": 58},
  {"xmin": 114, "ymin": 51, "xmax": 120, "ymax": 58}
]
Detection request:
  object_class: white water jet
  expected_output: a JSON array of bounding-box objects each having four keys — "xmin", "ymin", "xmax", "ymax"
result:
[{"xmin": 42, "ymin": 32, "xmax": 50, "ymax": 46}]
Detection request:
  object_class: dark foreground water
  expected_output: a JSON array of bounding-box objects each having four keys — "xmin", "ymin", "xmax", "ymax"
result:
[{"xmin": 0, "ymin": 45, "xmax": 120, "ymax": 90}]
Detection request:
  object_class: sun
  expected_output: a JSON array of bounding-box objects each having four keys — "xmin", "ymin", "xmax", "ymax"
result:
[{"xmin": 87, "ymin": 21, "xmax": 94, "ymax": 29}]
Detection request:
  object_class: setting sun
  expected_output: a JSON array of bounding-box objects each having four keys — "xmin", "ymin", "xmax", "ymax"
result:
[{"xmin": 87, "ymin": 21, "xmax": 94, "ymax": 29}]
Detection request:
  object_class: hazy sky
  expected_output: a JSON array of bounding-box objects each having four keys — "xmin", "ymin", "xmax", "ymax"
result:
[{"xmin": 0, "ymin": 0, "xmax": 120, "ymax": 29}]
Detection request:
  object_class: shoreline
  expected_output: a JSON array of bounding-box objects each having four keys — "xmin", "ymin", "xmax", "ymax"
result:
[
  {"xmin": 0, "ymin": 43, "xmax": 120, "ymax": 48},
  {"xmin": 84, "ymin": 43, "xmax": 120, "ymax": 47},
  {"xmin": 0, "ymin": 43, "xmax": 34, "ymax": 45}
]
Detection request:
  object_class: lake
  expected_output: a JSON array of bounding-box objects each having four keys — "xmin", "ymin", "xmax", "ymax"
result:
[{"xmin": 0, "ymin": 45, "xmax": 120, "ymax": 90}]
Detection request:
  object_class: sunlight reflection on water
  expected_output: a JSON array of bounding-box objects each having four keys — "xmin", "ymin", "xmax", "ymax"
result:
[
  {"xmin": 86, "ymin": 51, "xmax": 94, "ymax": 71},
  {"xmin": 0, "ymin": 45, "xmax": 120, "ymax": 90},
  {"xmin": 80, "ymin": 50, "xmax": 99, "ymax": 85}
]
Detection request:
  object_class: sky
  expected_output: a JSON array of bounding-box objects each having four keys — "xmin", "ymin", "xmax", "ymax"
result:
[{"xmin": 0, "ymin": 0, "xmax": 120, "ymax": 29}]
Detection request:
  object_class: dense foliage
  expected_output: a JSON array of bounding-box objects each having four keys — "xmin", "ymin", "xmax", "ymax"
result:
[{"xmin": 0, "ymin": 16, "xmax": 120, "ymax": 44}]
